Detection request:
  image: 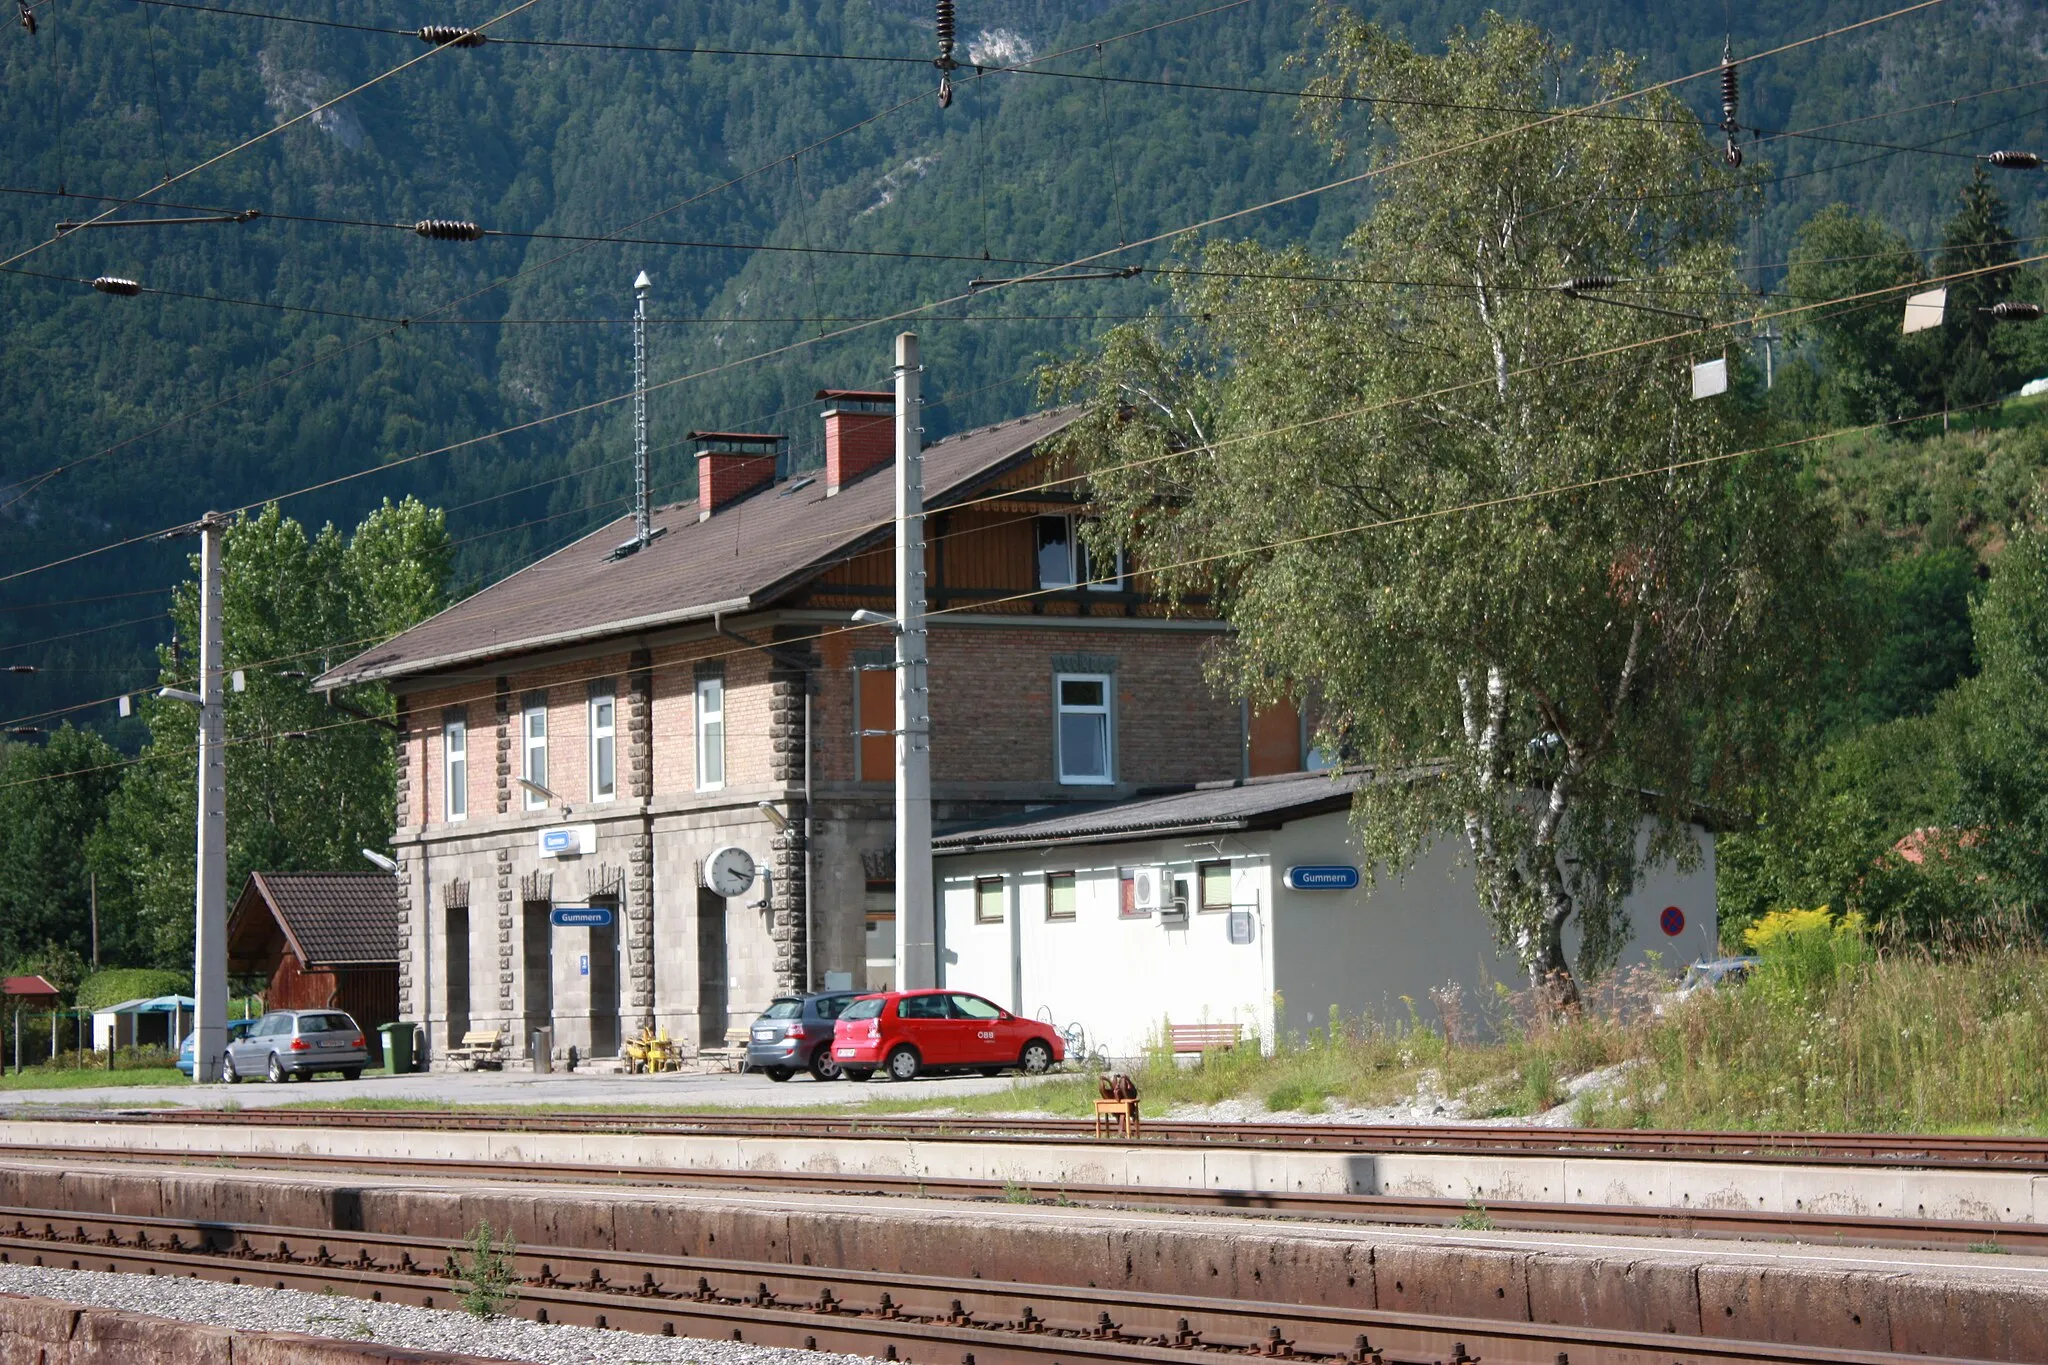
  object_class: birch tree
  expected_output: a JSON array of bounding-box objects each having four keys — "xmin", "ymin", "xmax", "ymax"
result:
[{"xmin": 1046, "ymin": 10, "xmax": 1838, "ymax": 1003}]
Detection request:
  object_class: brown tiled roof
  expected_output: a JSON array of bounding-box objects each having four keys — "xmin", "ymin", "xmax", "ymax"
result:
[
  {"xmin": 317, "ymin": 407, "xmax": 1080, "ymax": 687},
  {"xmin": 237, "ymin": 871, "xmax": 401, "ymax": 967}
]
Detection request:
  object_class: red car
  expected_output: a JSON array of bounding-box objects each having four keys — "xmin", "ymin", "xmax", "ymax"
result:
[{"xmin": 831, "ymin": 989, "xmax": 1064, "ymax": 1082}]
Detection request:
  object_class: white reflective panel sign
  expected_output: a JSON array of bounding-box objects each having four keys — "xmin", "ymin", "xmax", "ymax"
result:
[
  {"xmin": 1902, "ymin": 287, "xmax": 1947, "ymax": 335},
  {"xmin": 1690, "ymin": 357, "xmax": 1729, "ymax": 400}
]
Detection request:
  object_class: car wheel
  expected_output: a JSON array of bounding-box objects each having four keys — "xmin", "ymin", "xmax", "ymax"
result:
[
  {"xmin": 1019, "ymin": 1040, "xmax": 1054, "ymax": 1075},
  {"xmin": 808, "ymin": 1049, "xmax": 842, "ymax": 1082},
  {"xmin": 764, "ymin": 1067, "xmax": 793, "ymax": 1082},
  {"xmin": 842, "ymin": 1067, "xmax": 874, "ymax": 1082},
  {"xmin": 885, "ymin": 1046, "xmax": 921, "ymax": 1082},
  {"xmin": 220, "ymin": 1054, "xmax": 239, "ymax": 1085},
  {"xmin": 266, "ymin": 1053, "xmax": 287, "ymax": 1085},
  {"xmin": 341, "ymin": 1068, "xmax": 362, "ymax": 1081}
]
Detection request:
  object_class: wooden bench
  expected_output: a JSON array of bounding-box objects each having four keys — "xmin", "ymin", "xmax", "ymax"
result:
[
  {"xmin": 1169, "ymin": 1023, "xmax": 1242, "ymax": 1056},
  {"xmin": 444, "ymin": 1029, "xmax": 504, "ymax": 1070}
]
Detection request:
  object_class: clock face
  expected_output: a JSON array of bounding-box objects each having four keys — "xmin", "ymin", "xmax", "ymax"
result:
[{"xmin": 703, "ymin": 845, "xmax": 757, "ymax": 898}]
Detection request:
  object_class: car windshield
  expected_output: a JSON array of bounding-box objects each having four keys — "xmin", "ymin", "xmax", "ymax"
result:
[
  {"xmin": 950, "ymin": 994, "xmax": 1002, "ymax": 1020},
  {"xmin": 761, "ymin": 1000, "xmax": 802, "ymax": 1020},
  {"xmin": 297, "ymin": 1013, "xmax": 354, "ymax": 1033},
  {"xmin": 842, "ymin": 997, "xmax": 885, "ymax": 1020}
]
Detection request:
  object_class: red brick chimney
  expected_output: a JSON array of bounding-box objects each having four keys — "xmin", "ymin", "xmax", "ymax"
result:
[
  {"xmin": 816, "ymin": 389, "xmax": 895, "ymax": 496},
  {"xmin": 690, "ymin": 431, "xmax": 782, "ymax": 520}
]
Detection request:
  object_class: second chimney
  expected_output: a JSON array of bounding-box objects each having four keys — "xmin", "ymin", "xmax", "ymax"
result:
[
  {"xmin": 691, "ymin": 431, "xmax": 782, "ymax": 520},
  {"xmin": 816, "ymin": 389, "xmax": 895, "ymax": 496}
]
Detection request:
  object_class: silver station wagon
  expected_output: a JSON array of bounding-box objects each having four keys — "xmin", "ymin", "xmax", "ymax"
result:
[{"xmin": 222, "ymin": 1009, "xmax": 370, "ymax": 1083}]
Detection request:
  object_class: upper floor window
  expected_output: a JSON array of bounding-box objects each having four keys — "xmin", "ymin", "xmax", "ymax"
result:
[
  {"xmin": 442, "ymin": 714, "xmax": 467, "ymax": 822},
  {"xmin": 589, "ymin": 685, "xmax": 616, "ymax": 803},
  {"xmin": 1035, "ymin": 515, "xmax": 1124, "ymax": 592},
  {"xmin": 696, "ymin": 675, "xmax": 725, "ymax": 790},
  {"xmin": 1055, "ymin": 673, "xmax": 1113, "ymax": 785},
  {"xmin": 520, "ymin": 694, "xmax": 548, "ymax": 810},
  {"xmin": 1198, "ymin": 860, "xmax": 1232, "ymax": 912}
]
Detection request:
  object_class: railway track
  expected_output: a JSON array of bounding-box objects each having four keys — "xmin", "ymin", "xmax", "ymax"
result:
[
  {"xmin": 0, "ymin": 1202, "xmax": 1993, "ymax": 1365},
  {"xmin": 29, "ymin": 1106, "xmax": 2048, "ymax": 1172},
  {"xmin": 3, "ymin": 1141, "xmax": 2041, "ymax": 1255}
]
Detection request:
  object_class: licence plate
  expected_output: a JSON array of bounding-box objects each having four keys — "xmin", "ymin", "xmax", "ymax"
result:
[
  {"xmin": 752, "ymin": 1029, "xmax": 774, "ymax": 1041},
  {"xmin": 835, "ymin": 1048, "xmax": 854, "ymax": 1058}
]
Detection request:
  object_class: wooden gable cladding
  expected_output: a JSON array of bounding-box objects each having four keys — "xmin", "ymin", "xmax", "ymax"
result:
[{"xmin": 787, "ymin": 450, "xmax": 1210, "ymax": 619}]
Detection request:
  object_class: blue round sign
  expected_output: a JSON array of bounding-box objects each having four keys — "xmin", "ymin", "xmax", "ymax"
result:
[{"xmin": 1659, "ymin": 905, "xmax": 1686, "ymax": 937}]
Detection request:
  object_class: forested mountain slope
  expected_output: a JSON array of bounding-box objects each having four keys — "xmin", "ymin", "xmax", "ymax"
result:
[{"xmin": 1, "ymin": 0, "xmax": 2041, "ymax": 724}]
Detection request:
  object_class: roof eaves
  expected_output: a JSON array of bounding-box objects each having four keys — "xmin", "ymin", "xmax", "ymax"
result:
[
  {"xmin": 248, "ymin": 871, "xmax": 315, "ymax": 967},
  {"xmin": 936, "ymin": 816, "xmax": 1254, "ymax": 854},
  {"xmin": 315, "ymin": 594, "xmax": 753, "ymax": 688}
]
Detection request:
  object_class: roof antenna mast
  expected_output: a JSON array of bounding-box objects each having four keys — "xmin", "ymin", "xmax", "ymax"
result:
[
  {"xmin": 633, "ymin": 269, "xmax": 652, "ymax": 546},
  {"xmin": 612, "ymin": 270, "xmax": 667, "ymax": 560}
]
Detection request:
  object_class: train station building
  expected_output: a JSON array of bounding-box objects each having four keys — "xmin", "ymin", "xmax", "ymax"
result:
[{"xmin": 319, "ymin": 396, "xmax": 1326, "ymax": 1067}]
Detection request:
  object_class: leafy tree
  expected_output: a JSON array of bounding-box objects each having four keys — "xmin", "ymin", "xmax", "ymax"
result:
[
  {"xmin": 1940, "ymin": 523, "xmax": 2048, "ymax": 915},
  {"xmin": 1047, "ymin": 10, "xmax": 1838, "ymax": 1003},
  {"xmin": 1822, "ymin": 548, "xmax": 1977, "ymax": 734},
  {"xmin": 89, "ymin": 499, "xmax": 449, "ymax": 965},
  {"xmin": 1781, "ymin": 207, "xmax": 1929, "ymax": 424},
  {"xmin": 0, "ymin": 725, "xmax": 126, "ymax": 968}
]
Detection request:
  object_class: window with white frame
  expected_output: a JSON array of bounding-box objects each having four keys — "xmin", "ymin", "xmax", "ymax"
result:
[
  {"xmin": 588, "ymin": 685, "xmax": 616, "ymax": 803},
  {"xmin": 1034, "ymin": 516, "xmax": 1125, "ymax": 592},
  {"xmin": 520, "ymin": 693, "xmax": 548, "ymax": 809},
  {"xmin": 695, "ymin": 674, "xmax": 725, "ymax": 790},
  {"xmin": 1055, "ymin": 673, "xmax": 1113, "ymax": 785},
  {"xmin": 442, "ymin": 713, "xmax": 467, "ymax": 822}
]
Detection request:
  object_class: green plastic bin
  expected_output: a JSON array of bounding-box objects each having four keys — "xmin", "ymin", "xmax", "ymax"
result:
[{"xmin": 378, "ymin": 1021, "xmax": 416, "ymax": 1075}]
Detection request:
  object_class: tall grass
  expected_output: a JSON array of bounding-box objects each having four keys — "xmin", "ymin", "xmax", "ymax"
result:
[{"xmin": 1602, "ymin": 937, "xmax": 2048, "ymax": 1133}]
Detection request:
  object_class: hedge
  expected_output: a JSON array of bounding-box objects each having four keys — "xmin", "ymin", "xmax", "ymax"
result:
[{"xmin": 74, "ymin": 968, "xmax": 190, "ymax": 1014}]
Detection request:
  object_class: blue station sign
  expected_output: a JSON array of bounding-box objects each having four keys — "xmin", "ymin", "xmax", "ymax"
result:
[
  {"xmin": 549, "ymin": 906, "xmax": 614, "ymax": 929},
  {"xmin": 1284, "ymin": 865, "xmax": 1361, "ymax": 892}
]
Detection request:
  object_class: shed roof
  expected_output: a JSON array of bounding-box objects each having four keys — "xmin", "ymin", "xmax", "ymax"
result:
[
  {"xmin": 316, "ymin": 406, "xmax": 1080, "ymax": 688},
  {"xmin": 933, "ymin": 770, "xmax": 1366, "ymax": 852},
  {"xmin": 1, "ymin": 975, "xmax": 59, "ymax": 999},
  {"xmin": 231, "ymin": 872, "xmax": 401, "ymax": 968}
]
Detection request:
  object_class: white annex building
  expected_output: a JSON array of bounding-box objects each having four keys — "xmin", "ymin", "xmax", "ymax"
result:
[{"xmin": 933, "ymin": 771, "xmax": 1716, "ymax": 1057}]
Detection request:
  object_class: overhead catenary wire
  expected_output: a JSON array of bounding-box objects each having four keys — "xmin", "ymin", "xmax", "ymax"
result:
[
  {"xmin": 0, "ymin": 385, "xmax": 2015, "ymax": 795},
  {"xmin": 0, "ymin": 0, "xmax": 1258, "ymax": 513},
  {"xmin": 0, "ymin": 0, "xmax": 550, "ymax": 277},
  {"xmin": 0, "ymin": 0, "xmax": 1961, "ymax": 590}
]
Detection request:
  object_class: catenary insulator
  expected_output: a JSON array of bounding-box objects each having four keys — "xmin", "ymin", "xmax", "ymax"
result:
[
  {"xmin": 1988, "ymin": 150, "xmax": 2043, "ymax": 170},
  {"xmin": 934, "ymin": 0, "xmax": 957, "ymax": 107},
  {"xmin": 1719, "ymin": 41, "xmax": 1742, "ymax": 167},
  {"xmin": 414, "ymin": 219, "xmax": 483, "ymax": 241},
  {"xmin": 417, "ymin": 25, "xmax": 486, "ymax": 47},
  {"xmin": 1557, "ymin": 275, "xmax": 1624, "ymax": 292},
  {"xmin": 91, "ymin": 276, "xmax": 141, "ymax": 296},
  {"xmin": 1986, "ymin": 301, "xmax": 2045, "ymax": 322},
  {"xmin": 18, "ymin": 0, "xmax": 36, "ymax": 35}
]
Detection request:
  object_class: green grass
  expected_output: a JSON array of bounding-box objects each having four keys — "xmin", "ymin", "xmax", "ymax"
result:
[{"xmin": 0, "ymin": 1066, "xmax": 190, "ymax": 1091}]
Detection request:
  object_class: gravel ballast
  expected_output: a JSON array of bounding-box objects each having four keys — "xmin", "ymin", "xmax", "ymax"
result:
[{"xmin": 0, "ymin": 1262, "xmax": 877, "ymax": 1365}]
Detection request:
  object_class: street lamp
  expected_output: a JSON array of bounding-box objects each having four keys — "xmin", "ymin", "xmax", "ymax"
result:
[
  {"xmin": 755, "ymin": 800, "xmax": 789, "ymax": 833},
  {"xmin": 849, "ymin": 609, "xmax": 896, "ymax": 628},
  {"xmin": 361, "ymin": 849, "xmax": 399, "ymax": 875},
  {"xmin": 517, "ymin": 776, "xmax": 572, "ymax": 817}
]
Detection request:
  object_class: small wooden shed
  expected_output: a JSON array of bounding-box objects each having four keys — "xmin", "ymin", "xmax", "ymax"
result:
[{"xmin": 228, "ymin": 872, "xmax": 400, "ymax": 1036}]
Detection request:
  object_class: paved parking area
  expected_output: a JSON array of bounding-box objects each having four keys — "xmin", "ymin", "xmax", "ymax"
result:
[{"xmin": 0, "ymin": 1066, "xmax": 1061, "ymax": 1112}]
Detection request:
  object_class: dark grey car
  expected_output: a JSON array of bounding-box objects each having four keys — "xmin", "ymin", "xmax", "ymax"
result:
[
  {"xmin": 222, "ymin": 1009, "xmax": 370, "ymax": 1084},
  {"xmin": 746, "ymin": 992, "xmax": 859, "ymax": 1081}
]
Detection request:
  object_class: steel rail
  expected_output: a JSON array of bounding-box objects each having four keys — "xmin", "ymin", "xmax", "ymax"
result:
[
  {"xmin": 35, "ymin": 1106, "xmax": 2048, "ymax": 1172},
  {"xmin": 0, "ymin": 1203, "xmax": 1998, "ymax": 1365},
  {"xmin": 2, "ymin": 1142, "xmax": 2040, "ymax": 1255}
]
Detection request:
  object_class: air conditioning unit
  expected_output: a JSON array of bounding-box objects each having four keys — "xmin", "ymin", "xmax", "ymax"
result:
[{"xmin": 1130, "ymin": 866, "xmax": 1167, "ymax": 914}]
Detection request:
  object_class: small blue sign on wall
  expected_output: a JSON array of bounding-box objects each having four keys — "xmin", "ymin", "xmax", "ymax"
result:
[
  {"xmin": 1284, "ymin": 865, "xmax": 1361, "ymax": 891},
  {"xmin": 550, "ymin": 906, "xmax": 614, "ymax": 928},
  {"xmin": 578, "ymin": 953, "xmax": 590, "ymax": 976}
]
